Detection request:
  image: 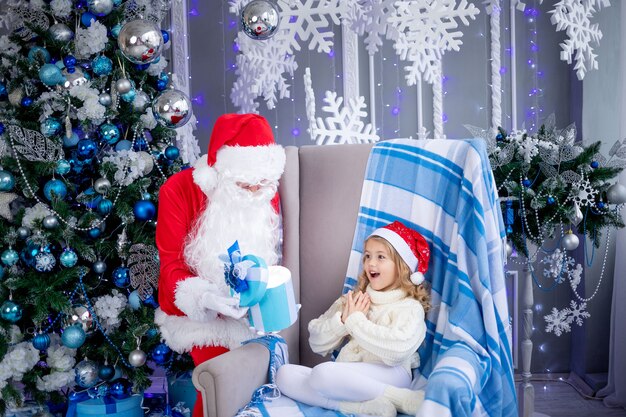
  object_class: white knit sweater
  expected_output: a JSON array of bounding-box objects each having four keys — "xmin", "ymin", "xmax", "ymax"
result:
[{"xmin": 308, "ymin": 286, "xmax": 426, "ymax": 374}]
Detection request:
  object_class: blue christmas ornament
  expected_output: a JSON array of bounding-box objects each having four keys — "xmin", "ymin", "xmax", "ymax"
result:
[
  {"xmin": 547, "ymin": 196, "xmax": 555, "ymax": 205},
  {"xmin": 164, "ymin": 145, "xmax": 180, "ymax": 160},
  {"xmin": 120, "ymin": 89, "xmax": 136, "ymax": 102},
  {"xmin": 0, "ymin": 265, "xmax": 4, "ymax": 281},
  {"xmin": 0, "ymin": 122, "xmax": 4, "ymax": 135},
  {"xmin": 56, "ymin": 159, "xmax": 72, "ymax": 175},
  {"xmin": 160, "ymin": 30, "xmax": 170, "ymax": 44},
  {"xmin": 143, "ymin": 295, "xmax": 159, "ymax": 309},
  {"xmin": 40, "ymin": 118, "xmax": 62, "ymax": 137},
  {"xmin": 151, "ymin": 343, "xmax": 172, "ymax": 365},
  {"xmin": 0, "ymin": 170, "xmax": 15, "ymax": 191},
  {"xmin": 43, "ymin": 179, "xmax": 68, "ymax": 201},
  {"xmin": 32, "ymin": 333, "xmax": 51, "ymax": 352},
  {"xmin": 60, "ymin": 248, "xmax": 78, "ymax": 267},
  {"xmin": 110, "ymin": 379, "xmax": 130, "ymax": 397},
  {"xmin": 597, "ymin": 201, "xmax": 606, "ymax": 209},
  {"xmin": 112, "ymin": 266, "xmax": 130, "ymax": 288},
  {"xmin": 63, "ymin": 55, "xmax": 77, "ymax": 70},
  {"xmin": 0, "ymin": 82, "xmax": 7, "ymax": 99},
  {"xmin": 115, "ymin": 139, "xmax": 132, "ymax": 151},
  {"xmin": 35, "ymin": 252, "xmax": 56, "ymax": 272},
  {"xmin": 522, "ymin": 178, "xmax": 531, "ymax": 187},
  {"xmin": 63, "ymin": 131, "xmax": 80, "ymax": 147},
  {"xmin": 20, "ymin": 242, "xmax": 41, "ymax": 267},
  {"xmin": 83, "ymin": 187, "xmax": 103, "ymax": 209},
  {"xmin": 62, "ymin": 324, "xmax": 86, "ymax": 348},
  {"xmin": 146, "ymin": 327, "xmax": 158, "ymax": 337},
  {"xmin": 97, "ymin": 198, "xmax": 113, "ymax": 215},
  {"xmin": 156, "ymin": 79, "xmax": 168, "ymax": 91},
  {"xmin": 76, "ymin": 138, "xmax": 98, "ymax": 160},
  {"xmin": 2, "ymin": 249, "xmax": 19, "ymax": 266},
  {"xmin": 88, "ymin": 227, "xmax": 102, "ymax": 239},
  {"xmin": 496, "ymin": 133, "xmax": 504, "ymax": 141},
  {"xmin": 21, "ymin": 97, "xmax": 33, "ymax": 107},
  {"xmin": 28, "ymin": 46, "xmax": 51, "ymax": 63},
  {"xmin": 98, "ymin": 364, "xmax": 116, "ymax": 381},
  {"xmin": 133, "ymin": 136, "xmax": 148, "ymax": 151},
  {"xmin": 92, "ymin": 55, "xmax": 113, "ymax": 76},
  {"xmin": 134, "ymin": 63, "xmax": 150, "ymax": 71},
  {"xmin": 39, "ymin": 63, "xmax": 66, "ymax": 86},
  {"xmin": 128, "ymin": 290, "xmax": 142, "ymax": 310},
  {"xmin": 113, "ymin": 0, "xmax": 122, "ymax": 5},
  {"xmin": 81, "ymin": 12, "xmax": 97, "ymax": 27},
  {"xmin": 1, "ymin": 300, "xmax": 22, "ymax": 323},
  {"xmin": 591, "ymin": 161, "xmax": 599, "ymax": 169},
  {"xmin": 99, "ymin": 123, "xmax": 121, "ymax": 145},
  {"xmin": 133, "ymin": 200, "xmax": 156, "ymax": 221},
  {"xmin": 158, "ymin": 72, "xmax": 169, "ymax": 83},
  {"xmin": 111, "ymin": 23, "xmax": 122, "ymax": 37}
]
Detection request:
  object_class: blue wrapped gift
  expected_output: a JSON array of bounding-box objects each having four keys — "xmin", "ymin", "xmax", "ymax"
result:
[
  {"xmin": 167, "ymin": 373, "xmax": 196, "ymax": 411},
  {"xmin": 75, "ymin": 394, "xmax": 143, "ymax": 417}
]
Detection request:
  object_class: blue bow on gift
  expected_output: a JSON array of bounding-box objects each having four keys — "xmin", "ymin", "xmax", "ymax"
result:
[
  {"xmin": 220, "ymin": 241, "xmax": 256, "ymax": 294},
  {"xmin": 66, "ymin": 384, "xmax": 130, "ymax": 417}
]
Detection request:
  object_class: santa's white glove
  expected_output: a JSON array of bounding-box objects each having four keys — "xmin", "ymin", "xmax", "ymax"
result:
[{"xmin": 201, "ymin": 291, "xmax": 249, "ymax": 319}]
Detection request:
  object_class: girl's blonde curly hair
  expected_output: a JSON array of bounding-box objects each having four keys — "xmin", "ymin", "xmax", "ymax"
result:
[{"xmin": 356, "ymin": 236, "xmax": 431, "ymax": 313}]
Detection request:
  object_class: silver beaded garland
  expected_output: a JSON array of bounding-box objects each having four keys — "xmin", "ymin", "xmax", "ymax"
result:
[
  {"xmin": 94, "ymin": 177, "xmax": 112, "ymax": 195},
  {"xmin": 128, "ymin": 348, "xmax": 147, "ymax": 367},
  {"xmin": 42, "ymin": 215, "xmax": 60, "ymax": 229}
]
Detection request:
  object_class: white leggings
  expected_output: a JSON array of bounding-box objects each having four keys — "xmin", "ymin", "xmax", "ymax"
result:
[{"xmin": 275, "ymin": 361, "xmax": 411, "ymax": 409}]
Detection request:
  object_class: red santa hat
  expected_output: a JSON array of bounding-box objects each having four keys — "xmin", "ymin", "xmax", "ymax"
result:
[
  {"xmin": 192, "ymin": 113, "xmax": 286, "ymax": 195},
  {"xmin": 368, "ymin": 221, "xmax": 430, "ymax": 285}
]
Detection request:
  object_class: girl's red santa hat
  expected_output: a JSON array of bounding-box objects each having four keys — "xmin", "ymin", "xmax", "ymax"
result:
[
  {"xmin": 192, "ymin": 113, "xmax": 286, "ymax": 195},
  {"xmin": 369, "ymin": 221, "xmax": 430, "ymax": 285}
]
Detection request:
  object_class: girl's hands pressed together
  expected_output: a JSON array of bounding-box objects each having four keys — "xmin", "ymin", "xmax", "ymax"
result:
[{"xmin": 341, "ymin": 290, "xmax": 371, "ymax": 323}]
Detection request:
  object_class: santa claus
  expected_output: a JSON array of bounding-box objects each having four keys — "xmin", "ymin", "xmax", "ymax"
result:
[{"xmin": 154, "ymin": 113, "xmax": 285, "ymax": 417}]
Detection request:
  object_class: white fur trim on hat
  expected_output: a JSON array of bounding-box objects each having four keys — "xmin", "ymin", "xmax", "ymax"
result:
[
  {"xmin": 410, "ymin": 272, "xmax": 425, "ymax": 285},
  {"xmin": 192, "ymin": 154, "xmax": 218, "ymax": 196},
  {"xmin": 214, "ymin": 144, "xmax": 286, "ymax": 184},
  {"xmin": 370, "ymin": 228, "xmax": 418, "ymax": 272}
]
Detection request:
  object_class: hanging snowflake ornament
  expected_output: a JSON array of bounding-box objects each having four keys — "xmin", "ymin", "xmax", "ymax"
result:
[
  {"xmin": 304, "ymin": 67, "xmax": 379, "ymax": 145},
  {"xmin": 345, "ymin": 0, "xmax": 399, "ymax": 56},
  {"xmin": 571, "ymin": 175, "xmax": 597, "ymax": 207},
  {"xmin": 548, "ymin": 0, "xmax": 610, "ymax": 81},
  {"xmin": 544, "ymin": 300, "xmax": 590, "ymax": 336},
  {"xmin": 388, "ymin": 0, "xmax": 480, "ymax": 85},
  {"xmin": 541, "ymin": 248, "xmax": 575, "ymax": 283},
  {"xmin": 35, "ymin": 252, "xmax": 56, "ymax": 272}
]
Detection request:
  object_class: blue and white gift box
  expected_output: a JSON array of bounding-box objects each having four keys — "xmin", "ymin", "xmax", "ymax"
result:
[
  {"xmin": 249, "ymin": 266, "xmax": 298, "ymax": 333},
  {"xmin": 222, "ymin": 241, "xmax": 269, "ymax": 307},
  {"xmin": 74, "ymin": 394, "xmax": 143, "ymax": 417}
]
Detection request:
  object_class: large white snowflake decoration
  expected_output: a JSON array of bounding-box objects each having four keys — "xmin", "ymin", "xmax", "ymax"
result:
[
  {"xmin": 541, "ymin": 248, "xmax": 576, "ymax": 284},
  {"xmin": 304, "ymin": 67, "xmax": 379, "ymax": 145},
  {"xmin": 229, "ymin": 0, "xmax": 352, "ymax": 110},
  {"xmin": 345, "ymin": 0, "xmax": 399, "ymax": 56},
  {"xmin": 572, "ymin": 176, "xmax": 597, "ymax": 207},
  {"xmin": 388, "ymin": 0, "xmax": 479, "ymax": 85},
  {"xmin": 544, "ymin": 300, "xmax": 590, "ymax": 336},
  {"xmin": 548, "ymin": 0, "xmax": 610, "ymax": 81}
]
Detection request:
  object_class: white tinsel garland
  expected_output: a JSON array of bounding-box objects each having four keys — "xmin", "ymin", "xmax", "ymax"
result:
[
  {"xmin": 74, "ymin": 20, "xmax": 108, "ymax": 59},
  {"xmin": 94, "ymin": 289, "xmax": 128, "ymax": 331},
  {"xmin": 50, "ymin": 0, "xmax": 72, "ymax": 17},
  {"xmin": 69, "ymin": 83, "xmax": 106, "ymax": 123},
  {"xmin": 102, "ymin": 150, "xmax": 150, "ymax": 186}
]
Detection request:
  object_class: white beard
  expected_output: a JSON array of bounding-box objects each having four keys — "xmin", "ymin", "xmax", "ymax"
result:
[{"xmin": 183, "ymin": 177, "xmax": 280, "ymax": 295}]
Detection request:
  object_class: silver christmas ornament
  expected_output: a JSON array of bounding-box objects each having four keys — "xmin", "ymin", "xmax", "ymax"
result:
[
  {"xmin": 88, "ymin": 0, "xmax": 114, "ymax": 16},
  {"xmin": 42, "ymin": 215, "xmax": 60, "ymax": 229},
  {"xmin": 241, "ymin": 0, "xmax": 280, "ymax": 40},
  {"xmin": 563, "ymin": 232, "xmax": 580, "ymax": 251},
  {"xmin": 152, "ymin": 89, "xmax": 193, "ymax": 128},
  {"xmin": 17, "ymin": 226, "xmax": 31, "ymax": 239},
  {"xmin": 117, "ymin": 19, "xmax": 164, "ymax": 64},
  {"xmin": 570, "ymin": 203, "xmax": 583, "ymax": 226},
  {"xmin": 94, "ymin": 177, "xmax": 112, "ymax": 195},
  {"xmin": 607, "ymin": 183, "xmax": 626, "ymax": 205},
  {"xmin": 115, "ymin": 78, "xmax": 132, "ymax": 94},
  {"xmin": 128, "ymin": 348, "xmax": 147, "ymax": 367},
  {"xmin": 99, "ymin": 93, "xmax": 112, "ymax": 107},
  {"xmin": 48, "ymin": 23, "xmax": 74, "ymax": 42},
  {"xmin": 93, "ymin": 260, "xmax": 107, "ymax": 274},
  {"xmin": 74, "ymin": 359, "xmax": 98, "ymax": 388}
]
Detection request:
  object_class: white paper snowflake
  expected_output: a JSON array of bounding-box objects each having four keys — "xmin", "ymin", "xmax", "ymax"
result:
[
  {"xmin": 541, "ymin": 248, "xmax": 575, "ymax": 283},
  {"xmin": 304, "ymin": 67, "xmax": 379, "ymax": 145},
  {"xmin": 572, "ymin": 176, "xmax": 597, "ymax": 207},
  {"xmin": 548, "ymin": 0, "xmax": 610, "ymax": 80},
  {"xmin": 345, "ymin": 0, "xmax": 399, "ymax": 56},
  {"xmin": 35, "ymin": 252, "xmax": 56, "ymax": 272},
  {"xmin": 544, "ymin": 300, "xmax": 590, "ymax": 336},
  {"xmin": 388, "ymin": 0, "xmax": 479, "ymax": 85}
]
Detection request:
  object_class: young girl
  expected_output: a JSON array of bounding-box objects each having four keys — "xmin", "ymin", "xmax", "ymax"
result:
[{"xmin": 276, "ymin": 221, "xmax": 431, "ymax": 417}]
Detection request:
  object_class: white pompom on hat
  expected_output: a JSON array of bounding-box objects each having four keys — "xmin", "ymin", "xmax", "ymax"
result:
[{"xmin": 368, "ymin": 221, "xmax": 431, "ymax": 285}]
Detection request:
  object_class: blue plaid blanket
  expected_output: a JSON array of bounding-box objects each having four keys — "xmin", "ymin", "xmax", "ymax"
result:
[{"xmin": 237, "ymin": 139, "xmax": 516, "ymax": 417}]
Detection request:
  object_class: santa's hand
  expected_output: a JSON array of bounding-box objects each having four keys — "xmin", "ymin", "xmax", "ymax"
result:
[{"xmin": 201, "ymin": 291, "xmax": 248, "ymax": 319}]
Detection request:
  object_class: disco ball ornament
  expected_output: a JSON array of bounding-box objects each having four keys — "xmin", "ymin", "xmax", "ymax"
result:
[
  {"xmin": 62, "ymin": 324, "xmax": 86, "ymax": 348},
  {"xmin": 39, "ymin": 63, "xmax": 66, "ymax": 86},
  {"xmin": 151, "ymin": 343, "xmax": 172, "ymax": 365},
  {"xmin": 60, "ymin": 248, "xmax": 78, "ymax": 268},
  {"xmin": 563, "ymin": 231, "xmax": 580, "ymax": 251},
  {"xmin": 68, "ymin": 305, "xmax": 94, "ymax": 333},
  {"xmin": 43, "ymin": 179, "xmax": 68, "ymax": 201},
  {"xmin": 93, "ymin": 260, "xmax": 107, "ymax": 274},
  {"xmin": 1, "ymin": 300, "xmax": 22, "ymax": 322},
  {"xmin": 88, "ymin": 0, "xmax": 114, "ymax": 16},
  {"xmin": 48, "ymin": 23, "xmax": 74, "ymax": 42},
  {"xmin": 98, "ymin": 364, "xmax": 116, "ymax": 381},
  {"xmin": 112, "ymin": 266, "xmax": 130, "ymax": 288},
  {"xmin": 92, "ymin": 55, "xmax": 113, "ymax": 76},
  {"xmin": 128, "ymin": 348, "xmax": 147, "ymax": 367},
  {"xmin": 32, "ymin": 332, "xmax": 51, "ymax": 352},
  {"xmin": 99, "ymin": 123, "xmax": 121, "ymax": 145},
  {"xmin": 1, "ymin": 249, "xmax": 19, "ymax": 266},
  {"xmin": 75, "ymin": 359, "xmax": 98, "ymax": 388},
  {"xmin": 41, "ymin": 118, "xmax": 62, "ymax": 137},
  {"xmin": 43, "ymin": 215, "xmax": 60, "ymax": 229},
  {"xmin": 152, "ymin": 89, "xmax": 193, "ymax": 128},
  {"xmin": 133, "ymin": 200, "xmax": 156, "ymax": 221},
  {"xmin": 241, "ymin": 0, "xmax": 280, "ymax": 40},
  {"xmin": 607, "ymin": 183, "xmax": 626, "ymax": 205},
  {"xmin": 0, "ymin": 170, "xmax": 15, "ymax": 191},
  {"xmin": 117, "ymin": 19, "xmax": 164, "ymax": 64}
]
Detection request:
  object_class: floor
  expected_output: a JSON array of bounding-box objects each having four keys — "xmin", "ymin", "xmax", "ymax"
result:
[{"xmin": 522, "ymin": 375, "xmax": 626, "ymax": 417}]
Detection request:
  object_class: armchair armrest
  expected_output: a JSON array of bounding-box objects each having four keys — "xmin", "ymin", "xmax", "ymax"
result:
[{"xmin": 192, "ymin": 343, "xmax": 270, "ymax": 417}]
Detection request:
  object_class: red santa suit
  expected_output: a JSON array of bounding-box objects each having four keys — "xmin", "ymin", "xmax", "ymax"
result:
[{"xmin": 154, "ymin": 114, "xmax": 285, "ymax": 417}]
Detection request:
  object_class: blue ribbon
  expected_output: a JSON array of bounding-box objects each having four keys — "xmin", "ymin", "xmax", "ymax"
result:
[
  {"xmin": 222, "ymin": 241, "xmax": 255, "ymax": 293},
  {"xmin": 65, "ymin": 389, "xmax": 129, "ymax": 417}
]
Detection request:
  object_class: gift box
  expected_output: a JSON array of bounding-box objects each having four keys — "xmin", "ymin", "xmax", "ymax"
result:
[
  {"xmin": 249, "ymin": 266, "xmax": 298, "ymax": 333},
  {"xmin": 75, "ymin": 394, "xmax": 143, "ymax": 417},
  {"xmin": 167, "ymin": 373, "xmax": 196, "ymax": 411}
]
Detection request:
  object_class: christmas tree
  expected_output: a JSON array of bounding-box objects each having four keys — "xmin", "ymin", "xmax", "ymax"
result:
[{"xmin": 0, "ymin": 0, "xmax": 195, "ymax": 413}]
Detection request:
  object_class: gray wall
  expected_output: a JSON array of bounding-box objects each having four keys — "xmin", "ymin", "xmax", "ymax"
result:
[{"xmin": 187, "ymin": 1, "xmax": 618, "ymax": 373}]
